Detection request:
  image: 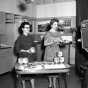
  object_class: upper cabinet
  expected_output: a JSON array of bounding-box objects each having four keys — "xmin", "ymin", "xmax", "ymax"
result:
[
  {"xmin": 0, "ymin": 11, "xmax": 36, "ymax": 33},
  {"xmin": 0, "ymin": 11, "xmax": 36, "ymax": 46}
]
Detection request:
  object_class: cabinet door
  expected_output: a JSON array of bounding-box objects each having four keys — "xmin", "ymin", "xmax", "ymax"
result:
[
  {"xmin": 0, "ymin": 48, "xmax": 17, "ymax": 74},
  {"xmin": 5, "ymin": 23, "xmax": 19, "ymax": 46}
]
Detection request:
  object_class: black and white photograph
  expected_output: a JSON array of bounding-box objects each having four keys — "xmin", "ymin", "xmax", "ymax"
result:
[{"xmin": 0, "ymin": 0, "xmax": 88, "ymax": 88}]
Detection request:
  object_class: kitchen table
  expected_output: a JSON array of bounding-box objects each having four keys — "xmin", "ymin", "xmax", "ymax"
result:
[{"xmin": 15, "ymin": 62, "xmax": 71, "ymax": 88}]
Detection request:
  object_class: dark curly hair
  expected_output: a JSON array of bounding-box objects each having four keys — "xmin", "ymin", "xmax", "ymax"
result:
[
  {"xmin": 46, "ymin": 18, "xmax": 59, "ymax": 31},
  {"xmin": 18, "ymin": 22, "xmax": 32, "ymax": 35}
]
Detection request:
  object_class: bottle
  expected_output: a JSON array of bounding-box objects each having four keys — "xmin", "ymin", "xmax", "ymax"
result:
[
  {"xmin": 58, "ymin": 51, "xmax": 64, "ymax": 64},
  {"xmin": 53, "ymin": 52, "xmax": 60, "ymax": 64}
]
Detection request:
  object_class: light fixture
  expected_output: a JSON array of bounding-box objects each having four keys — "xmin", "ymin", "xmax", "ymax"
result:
[{"xmin": 17, "ymin": 0, "xmax": 34, "ymax": 11}]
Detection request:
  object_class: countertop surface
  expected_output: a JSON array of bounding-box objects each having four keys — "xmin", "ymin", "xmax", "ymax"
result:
[{"xmin": 0, "ymin": 44, "xmax": 12, "ymax": 49}]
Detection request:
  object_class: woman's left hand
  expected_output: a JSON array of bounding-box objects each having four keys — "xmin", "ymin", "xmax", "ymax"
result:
[
  {"xmin": 20, "ymin": 47, "xmax": 35, "ymax": 54},
  {"xmin": 30, "ymin": 47, "xmax": 36, "ymax": 53},
  {"xmin": 54, "ymin": 38, "xmax": 63, "ymax": 44}
]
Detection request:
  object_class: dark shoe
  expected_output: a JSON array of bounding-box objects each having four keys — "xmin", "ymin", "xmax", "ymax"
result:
[{"xmin": 48, "ymin": 87, "xmax": 52, "ymax": 88}]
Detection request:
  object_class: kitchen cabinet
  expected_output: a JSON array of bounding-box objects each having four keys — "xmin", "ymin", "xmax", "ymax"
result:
[
  {"xmin": 0, "ymin": 47, "xmax": 17, "ymax": 74},
  {"xmin": 0, "ymin": 12, "xmax": 36, "ymax": 74}
]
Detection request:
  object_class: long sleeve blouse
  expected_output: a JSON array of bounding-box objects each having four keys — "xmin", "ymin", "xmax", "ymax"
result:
[
  {"xmin": 44, "ymin": 32, "xmax": 61, "ymax": 61},
  {"xmin": 14, "ymin": 34, "xmax": 36, "ymax": 62}
]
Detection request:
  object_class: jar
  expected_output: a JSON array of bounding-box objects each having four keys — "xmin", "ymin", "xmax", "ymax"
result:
[
  {"xmin": 58, "ymin": 51, "xmax": 63, "ymax": 57},
  {"xmin": 53, "ymin": 57, "xmax": 60, "ymax": 64},
  {"xmin": 59, "ymin": 56, "xmax": 64, "ymax": 63},
  {"xmin": 18, "ymin": 57, "xmax": 28, "ymax": 64}
]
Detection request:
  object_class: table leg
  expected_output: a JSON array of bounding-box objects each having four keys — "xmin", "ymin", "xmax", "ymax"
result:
[
  {"xmin": 16, "ymin": 74, "xmax": 23, "ymax": 88},
  {"xmin": 64, "ymin": 75, "xmax": 67, "ymax": 88},
  {"xmin": 64, "ymin": 72, "xmax": 70, "ymax": 88},
  {"xmin": 30, "ymin": 79, "xmax": 35, "ymax": 88},
  {"xmin": 53, "ymin": 77, "xmax": 57, "ymax": 88},
  {"xmin": 57, "ymin": 73, "xmax": 68, "ymax": 88},
  {"xmin": 22, "ymin": 80, "xmax": 26, "ymax": 88}
]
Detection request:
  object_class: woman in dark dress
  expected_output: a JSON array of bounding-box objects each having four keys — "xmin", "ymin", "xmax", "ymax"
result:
[{"xmin": 14, "ymin": 22, "xmax": 36, "ymax": 88}]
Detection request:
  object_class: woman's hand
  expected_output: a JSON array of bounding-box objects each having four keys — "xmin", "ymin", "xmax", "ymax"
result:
[
  {"xmin": 77, "ymin": 39, "xmax": 82, "ymax": 42},
  {"xmin": 54, "ymin": 38, "xmax": 63, "ymax": 44},
  {"xmin": 20, "ymin": 47, "xmax": 35, "ymax": 54},
  {"xmin": 26, "ymin": 47, "xmax": 35, "ymax": 54},
  {"xmin": 44, "ymin": 38, "xmax": 63, "ymax": 46},
  {"xmin": 20, "ymin": 49, "xmax": 27, "ymax": 52},
  {"xmin": 30, "ymin": 47, "xmax": 35, "ymax": 53}
]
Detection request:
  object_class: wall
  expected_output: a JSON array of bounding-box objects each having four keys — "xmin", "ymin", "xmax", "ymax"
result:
[
  {"xmin": 36, "ymin": 1, "xmax": 76, "ymax": 28},
  {"xmin": 35, "ymin": 0, "xmax": 75, "ymax": 5},
  {"xmin": 76, "ymin": 0, "xmax": 88, "ymax": 26},
  {"xmin": 76, "ymin": 0, "xmax": 88, "ymax": 74},
  {"xmin": 0, "ymin": 0, "xmax": 36, "ymax": 17},
  {"xmin": 36, "ymin": 1, "xmax": 76, "ymax": 18}
]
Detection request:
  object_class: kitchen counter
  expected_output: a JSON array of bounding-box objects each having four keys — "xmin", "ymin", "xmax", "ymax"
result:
[
  {"xmin": 0, "ymin": 46, "xmax": 12, "ymax": 49},
  {"xmin": 0, "ymin": 44, "xmax": 12, "ymax": 49}
]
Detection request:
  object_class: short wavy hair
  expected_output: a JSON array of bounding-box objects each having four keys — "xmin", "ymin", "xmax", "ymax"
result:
[
  {"xmin": 18, "ymin": 22, "xmax": 32, "ymax": 35},
  {"xmin": 46, "ymin": 18, "xmax": 59, "ymax": 31}
]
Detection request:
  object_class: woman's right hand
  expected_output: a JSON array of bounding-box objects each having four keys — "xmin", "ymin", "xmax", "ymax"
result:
[
  {"xmin": 30, "ymin": 47, "xmax": 35, "ymax": 53},
  {"xmin": 26, "ymin": 49, "xmax": 31, "ymax": 53},
  {"xmin": 20, "ymin": 49, "xmax": 31, "ymax": 53},
  {"xmin": 54, "ymin": 38, "xmax": 63, "ymax": 44}
]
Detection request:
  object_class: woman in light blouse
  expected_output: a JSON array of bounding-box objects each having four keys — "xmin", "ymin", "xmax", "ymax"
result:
[{"xmin": 44, "ymin": 18, "xmax": 62, "ymax": 88}]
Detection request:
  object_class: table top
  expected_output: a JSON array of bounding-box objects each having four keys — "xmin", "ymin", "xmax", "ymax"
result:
[{"xmin": 15, "ymin": 62, "xmax": 71, "ymax": 75}]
